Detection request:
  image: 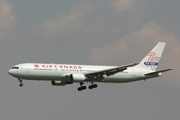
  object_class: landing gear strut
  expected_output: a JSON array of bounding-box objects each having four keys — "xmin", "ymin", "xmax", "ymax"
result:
[
  {"xmin": 18, "ymin": 78, "xmax": 23, "ymax": 87},
  {"xmin": 77, "ymin": 83, "xmax": 86, "ymax": 91}
]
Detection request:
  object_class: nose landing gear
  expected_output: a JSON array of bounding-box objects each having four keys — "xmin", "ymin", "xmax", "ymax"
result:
[{"xmin": 18, "ymin": 78, "xmax": 23, "ymax": 87}]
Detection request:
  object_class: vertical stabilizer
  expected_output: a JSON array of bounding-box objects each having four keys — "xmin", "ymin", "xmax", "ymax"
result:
[{"xmin": 135, "ymin": 42, "xmax": 166, "ymax": 71}]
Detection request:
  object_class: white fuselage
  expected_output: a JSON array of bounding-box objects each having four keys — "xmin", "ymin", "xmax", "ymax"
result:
[
  {"xmin": 7, "ymin": 42, "xmax": 170, "ymax": 91},
  {"xmin": 8, "ymin": 63, "xmax": 160, "ymax": 83}
]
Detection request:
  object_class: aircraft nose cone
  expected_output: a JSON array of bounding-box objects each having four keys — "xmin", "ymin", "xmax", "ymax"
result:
[
  {"xmin": 8, "ymin": 69, "xmax": 16, "ymax": 76},
  {"xmin": 8, "ymin": 68, "xmax": 18, "ymax": 77},
  {"xmin": 8, "ymin": 69, "xmax": 12, "ymax": 75}
]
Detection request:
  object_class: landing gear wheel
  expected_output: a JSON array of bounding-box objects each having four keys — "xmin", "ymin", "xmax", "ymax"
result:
[
  {"xmin": 77, "ymin": 86, "xmax": 87, "ymax": 91},
  {"xmin": 89, "ymin": 84, "xmax": 98, "ymax": 89},
  {"xmin": 82, "ymin": 86, "xmax": 86, "ymax": 90},
  {"xmin": 78, "ymin": 87, "xmax": 83, "ymax": 91},
  {"xmin": 89, "ymin": 85, "xmax": 93, "ymax": 89},
  {"xmin": 77, "ymin": 83, "xmax": 87, "ymax": 91},
  {"xmin": 19, "ymin": 83, "xmax": 23, "ymax": 87},
  {"xmin": 18, "ymin": 78, "xmax": 23, "ymax": 87},
  {"xmin": 93, "ymin": 84, "xmax": 98, "ymax": 88}
]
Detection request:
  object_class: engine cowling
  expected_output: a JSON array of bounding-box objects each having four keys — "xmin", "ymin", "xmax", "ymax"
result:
[
  {"xmin": 51, "ymin": 81, "xmax": 72, "ymax": 86},
  {"xmin": 70, "ymin": 74, "xmax": 86, "ymax": 83}
]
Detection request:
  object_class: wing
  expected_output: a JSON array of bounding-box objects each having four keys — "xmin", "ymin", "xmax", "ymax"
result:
[{"xmin": 85, "ymin": 63, "xmax": 138, "ymax": 81}]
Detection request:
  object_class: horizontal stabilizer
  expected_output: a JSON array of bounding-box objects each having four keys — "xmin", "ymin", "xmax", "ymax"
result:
[{"xmin": 144, "ymin": 69, "xmax": 173, "ymax": 75}]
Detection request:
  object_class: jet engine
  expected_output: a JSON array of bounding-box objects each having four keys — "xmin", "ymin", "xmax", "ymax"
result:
[
  {"xmin": 51, "ymin": 81, "xmax": 72, "ymax": 86},
  {"xmin": 70, "ymin": 74, "xmax": 86, "ymax": 83}
]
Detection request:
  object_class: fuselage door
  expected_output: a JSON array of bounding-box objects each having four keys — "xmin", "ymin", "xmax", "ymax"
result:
[
  {"xmin": 25, "ymin": 67, "xmax": 30, "ymax": 73},
  {"xmin": 131, "ymin": 69, "xmax": 136, "ymax": 77}
]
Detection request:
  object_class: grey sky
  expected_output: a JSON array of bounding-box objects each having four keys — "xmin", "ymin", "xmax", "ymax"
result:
[{"xmin": 1, "ymin": 0, "xmax": 180, "ymax": 120}]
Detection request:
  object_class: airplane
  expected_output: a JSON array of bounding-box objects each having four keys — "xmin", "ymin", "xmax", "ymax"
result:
[{"xmin": 8, "ymin": 42, "xmax": 172, "ymax": 91}]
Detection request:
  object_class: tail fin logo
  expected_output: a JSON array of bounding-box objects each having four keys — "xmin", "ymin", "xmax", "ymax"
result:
[{"xmin": 144, "ymin": 52, "xmax": 160, "ymax": 71}]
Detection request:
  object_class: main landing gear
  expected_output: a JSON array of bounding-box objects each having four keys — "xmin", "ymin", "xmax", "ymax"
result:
[
  {"xmin": 18, "ymin": 78, "xmax": 23, "ymax": 87},
  {"xmin": 89, "ymin": 81, "xmax": 98, "ymax": 89},
  {"xmin": 88, "ymin": 84, "xmax": 98, "ymax": 89},
  {"xmin": 77, "ymin": 83, "xmax": 86, "ymax": 91},
  {"xmin": 77, "ymin": 83, "xmax": 98, "ymax": 91}
]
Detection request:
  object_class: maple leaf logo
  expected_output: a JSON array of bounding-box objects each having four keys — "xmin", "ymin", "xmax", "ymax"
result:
[{"xmin": 34, "ymin": 64, "xmax": 39, "ymax": 68}]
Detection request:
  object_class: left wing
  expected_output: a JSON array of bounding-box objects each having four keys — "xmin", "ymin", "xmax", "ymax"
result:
[{"xmin": 85, "ymin": 63, "xmax": 138, "ymax": 81}]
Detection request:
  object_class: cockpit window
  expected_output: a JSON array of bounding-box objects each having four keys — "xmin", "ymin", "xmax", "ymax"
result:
[{"xmin": 12, "ymin": 67, "xmax": 19, "ymax": 69}]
